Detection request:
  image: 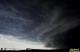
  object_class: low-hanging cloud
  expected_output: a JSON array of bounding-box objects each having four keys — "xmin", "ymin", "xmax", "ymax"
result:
[{"xmin": 0, "ymin": 0, "xmax": 80, "ymax": 49}]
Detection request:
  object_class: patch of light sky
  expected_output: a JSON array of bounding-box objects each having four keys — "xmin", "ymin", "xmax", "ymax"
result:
[{"xmin": 0, "ymin": 34, "xmax": 55, "ymax": 50}]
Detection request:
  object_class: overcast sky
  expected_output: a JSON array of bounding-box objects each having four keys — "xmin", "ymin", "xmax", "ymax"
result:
[{"xmin": 0, "ymin": 0, "xmax": 80, "ymax": 50}]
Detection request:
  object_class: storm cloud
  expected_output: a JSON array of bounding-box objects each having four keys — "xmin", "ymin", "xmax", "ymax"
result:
[{"xmin": 0, "ymin": 0, "xmax": 80, "ymax": 49}]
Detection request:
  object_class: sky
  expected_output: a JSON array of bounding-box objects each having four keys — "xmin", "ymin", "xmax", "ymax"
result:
[
  {"xmin": 0, "ymin": 34, "xmax": 53, "ymax": 50},
  {"xmin": 0, "ymin": 0, "xmax": 80, "ymax": 50}
]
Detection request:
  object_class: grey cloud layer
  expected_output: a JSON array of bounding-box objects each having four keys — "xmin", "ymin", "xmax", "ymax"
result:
[{"xmin": 0, "ymin": 0, "xmax": 80, "ymax": 49}]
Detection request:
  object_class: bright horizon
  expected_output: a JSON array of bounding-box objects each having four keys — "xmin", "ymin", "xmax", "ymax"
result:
[{"xmin": 0, "ymin": 34, "xmax": 54, "ymax": 50}]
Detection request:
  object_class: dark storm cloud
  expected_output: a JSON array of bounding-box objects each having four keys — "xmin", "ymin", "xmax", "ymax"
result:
[
  {"xmin": 0, "ymin": 0, "xmax": 45, "ymax": 41},
  {"xmin": 0, "ymin": 0, "xmax": 80, "ymax": 49}
]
